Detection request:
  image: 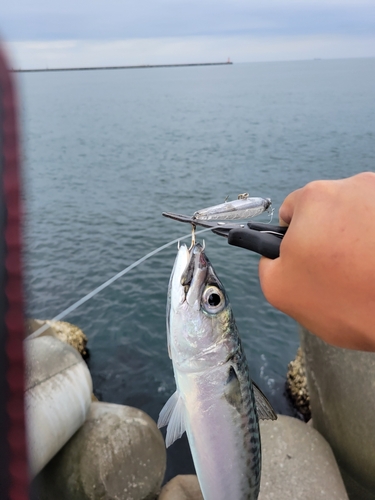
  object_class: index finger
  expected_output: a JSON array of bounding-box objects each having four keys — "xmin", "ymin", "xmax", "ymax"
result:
[{"xmin": 278, "ymin": 187, "xmax": 303, "ymax": 226}]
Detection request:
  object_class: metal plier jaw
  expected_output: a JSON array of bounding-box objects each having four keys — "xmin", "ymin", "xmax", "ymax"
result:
[{"xmin": 163, "ymin": 212, "xmax": 287, "ymax": 260}]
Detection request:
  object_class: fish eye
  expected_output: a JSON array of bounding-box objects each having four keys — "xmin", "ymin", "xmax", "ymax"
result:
[{"xmin": 202, "ymin": 286, "xmax": 225, "ymax": 313}]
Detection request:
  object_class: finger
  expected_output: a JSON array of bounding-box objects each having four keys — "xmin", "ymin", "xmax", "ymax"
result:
[
  {"xmin": 258, "ymin": 256, "xmax": 284, "ymax": 309},
  {"xmin": 278, "ymin": 188, "xmax": 303, "ymax": 226}
]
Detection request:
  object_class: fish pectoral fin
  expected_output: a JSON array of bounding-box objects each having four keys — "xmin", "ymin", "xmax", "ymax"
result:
[
  {"xmin": 224, "ymin": 365, "xmax": 243, "ymax": 414},
  {"xmin": 157, "ymin": 391, "xmax": 186, "ymax": 448},
  {"xmin": 252, "ymin": 381, "xmax": 277, "ymax": 421}
]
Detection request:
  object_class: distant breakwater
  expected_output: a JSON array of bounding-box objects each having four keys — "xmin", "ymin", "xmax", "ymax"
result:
[{"xmin": 13, "ymin": 61, "xmax": 233, "ymax": 73}]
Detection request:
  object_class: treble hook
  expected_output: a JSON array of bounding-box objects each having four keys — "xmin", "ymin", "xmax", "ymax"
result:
[{"xmin": 189, "ymin": 223, "xmax": 196, "ymax": 250}]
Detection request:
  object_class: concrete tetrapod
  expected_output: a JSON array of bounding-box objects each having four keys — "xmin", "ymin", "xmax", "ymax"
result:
[
  {"xmin": 25, "ymin": 335, "xmax": 93, "ymax": 477},
  {"xmin": 27, "ymin": 319, "xmax": 88, "ymax": 357},
  {"xmin": 259, "ymin": 415, "xmax": 348, "ymax": 499},
  {"xmin": 159, "ymin": 415, "xmax": 348, "ymax": 500},
  {"xmin": 301, "ymin": 327, "xmax": 375, "ymax": 500},
  {"xmin": 159, "ymin": 475, "xmax": 204, "ymax": 500},
  {"xmin": 37, "ymin": 402, "xmax": 167, "ymax": 500}
]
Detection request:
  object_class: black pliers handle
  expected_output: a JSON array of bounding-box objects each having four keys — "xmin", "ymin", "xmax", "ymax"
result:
[{"xmin": 163, "ymin": 212, "xmax": 287, "ymax": 259}]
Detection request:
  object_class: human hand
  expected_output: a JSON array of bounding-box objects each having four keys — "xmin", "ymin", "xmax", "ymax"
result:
[{"xmin": 259, "ymin": 172, "xmax": 375, "ymax": 351}]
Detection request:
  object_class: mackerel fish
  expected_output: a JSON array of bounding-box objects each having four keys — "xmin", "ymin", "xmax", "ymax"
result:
[{"xmin": 158, "ymin": 242, "xmax": 277, "ymax": 500}]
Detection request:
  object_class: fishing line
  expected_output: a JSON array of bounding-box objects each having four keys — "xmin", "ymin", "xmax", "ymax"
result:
[{"xmin": 27, "ymin": 227, "xmax": 213, "ymax": 341}]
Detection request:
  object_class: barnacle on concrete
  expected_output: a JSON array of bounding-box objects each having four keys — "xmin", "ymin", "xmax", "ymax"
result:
[{"xmin": 286, "ymin": 347, "xmax": 311, "ymax": 422}]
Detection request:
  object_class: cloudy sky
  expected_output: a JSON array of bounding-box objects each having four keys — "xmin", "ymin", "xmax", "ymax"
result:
[{"xmin": 2, "ymin": 0, "xmax": 375, "ymax": 69}]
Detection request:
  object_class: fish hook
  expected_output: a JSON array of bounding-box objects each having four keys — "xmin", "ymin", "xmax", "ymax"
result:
[
  {"xmin": 266, "ymin": 207, "xmax": 275, "ymax": 224},
  {"xmin": 189, "ymin": 224, "xmax": 196, "ymax": 250}
]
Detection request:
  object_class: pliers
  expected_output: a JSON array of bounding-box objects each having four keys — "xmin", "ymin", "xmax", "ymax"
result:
[{"xmin": 163, "ymin": 212, "xmax": 287, "ymax": 260}]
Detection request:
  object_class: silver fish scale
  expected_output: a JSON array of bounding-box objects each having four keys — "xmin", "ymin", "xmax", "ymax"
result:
[{"xmin": 230, "ymin": 339, "xmax": 261, "ymax": 499}]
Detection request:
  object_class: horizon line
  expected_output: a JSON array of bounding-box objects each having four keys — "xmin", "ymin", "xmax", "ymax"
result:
[{"xmin": 12, "ymin": 61, "xmax": 233, "ymax": 73}]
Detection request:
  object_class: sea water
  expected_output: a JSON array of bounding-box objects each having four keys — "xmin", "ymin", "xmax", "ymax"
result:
[{"xmin": 20, "ymin": 58, "xmax": 375, "ymax": 479}]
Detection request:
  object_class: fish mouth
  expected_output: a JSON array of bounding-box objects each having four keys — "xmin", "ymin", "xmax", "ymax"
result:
[{"xmin": 181, "ymin": 243, "xmax": 208, "ymax": 307}]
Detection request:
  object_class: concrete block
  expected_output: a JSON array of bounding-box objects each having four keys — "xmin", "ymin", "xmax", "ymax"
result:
[
  {"xmin": 37, "ymin": 402, "xmax": 166, "ymax": 500},
  {"xmin": 27, "ymin": 319, "xmax": 88, "ymax": 357},
  {"xmin": 25, "ymin": 336, "xmax": 92, "ymax": 477},
  {"xmin": 159, "ymin": 475, "xmax": 203, "ymax": 500},
  {"xmin": 301, "ymin": 327, "xmax": 375, "ymax": 498},
  {"xmin": 159, "ymin": 416, "xmax": 347, "ymax": 500},
  {"xmin": 259, "ymin": 415, "xmax": 348, "ymax": 499}
]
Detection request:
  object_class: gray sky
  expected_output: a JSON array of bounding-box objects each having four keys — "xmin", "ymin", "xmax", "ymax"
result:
[{"xmin": 2, "ymin": 0, "xmax": 375, "ymax": 68}]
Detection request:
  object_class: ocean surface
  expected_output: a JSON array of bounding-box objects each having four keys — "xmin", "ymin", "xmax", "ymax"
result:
[{"xmin": 20, "ymin": 58, "xmax": 375, "ymax": 480}]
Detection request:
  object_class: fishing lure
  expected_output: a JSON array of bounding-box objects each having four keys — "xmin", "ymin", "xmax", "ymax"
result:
[{"xmin": 193, "ymin": 194, "xmax": 272, "ymax": 221}]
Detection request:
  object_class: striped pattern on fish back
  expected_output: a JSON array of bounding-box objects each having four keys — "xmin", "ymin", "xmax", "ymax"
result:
[{"xmin": 230, "ymin": 334, "xmax": 261, "ymax": 500}]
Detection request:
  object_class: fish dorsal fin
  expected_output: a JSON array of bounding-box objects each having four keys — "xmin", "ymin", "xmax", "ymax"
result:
[
  {"xmin": 224, "ymin": 365, "xmax": 243, "ymax": 414},
  {"xmin": 252, "ymin": 381, "xmax": 277, "ymax": 421},
  {"xmin": 157, "ymin": 391, "xmax": 186, "ymax": 447}
]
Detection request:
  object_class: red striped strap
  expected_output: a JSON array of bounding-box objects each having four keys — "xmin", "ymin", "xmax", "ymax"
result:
[{"xmin": 0, "ymin": 44, "xmax": 29, "ymax": 499}]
